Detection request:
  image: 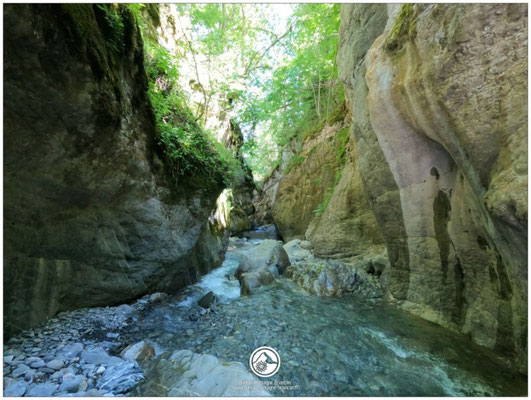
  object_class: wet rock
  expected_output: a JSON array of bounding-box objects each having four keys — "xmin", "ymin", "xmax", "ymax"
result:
[
  {"xmin": 80, "ymin": 347, "xmax": 122, "ymax": 366},
  {"xmin": 4, "ymin": 355, "xmax": 14, "ymax": 364},
  {"xmin": 4, "ymin": 380, "xmax": 28, "ymax": 396},
  {"xmin": 198, "ymin": 291, "xmax": 216, "ymax": 309},
  {"xmin": 239, "ymin": 267, "xmax": 275, "ymax": 295},
  {"xmin": 139, "ymin": 350, "xmax": 269, "ymax": 396},
  {"xmin": 47, "ymin": 359, "xmax": 65, "ymax": 370},
  {"xmin": 149, "ymin": 293, "xmax": 169, "ymax": 304},
  {"xmin": 98, "ymin": 362, "xmax": 143, "ymax": 394},
  {"xmin": 26, "ymin": 382, "xmax": 59, "ymax": 397},
  {"xmin": 237, "ymin": 239, "xmax": 290, "ymax": 277},
  {"xmin": 120, "ymin": 341, "xmax": 155, "ymax": 362}
]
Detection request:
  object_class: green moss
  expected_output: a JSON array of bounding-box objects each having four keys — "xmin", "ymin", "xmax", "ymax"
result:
[
  {"xmin": 140, "ymin": 15, "xmax": 241, "ymax": 189},
  {"xmin": 335, "ymin": 126, "xmax": 350, "ymax": 164},
  {"xmin": 386, "ymin": 4, "xmax": 417, "ymax": 52},
  {"xmin": 284, "ymin": 154, "xmax": 305, "ymax": 174}
]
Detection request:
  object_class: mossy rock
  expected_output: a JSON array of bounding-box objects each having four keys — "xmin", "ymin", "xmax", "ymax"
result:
[{"xmin": 386, "ymin": 4, "xmax": 417, "ymax": 52}]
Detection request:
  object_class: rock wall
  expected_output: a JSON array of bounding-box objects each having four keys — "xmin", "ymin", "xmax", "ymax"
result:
[
  {"xmin": 4, "ymin": 4, "xmax": 227, "ymax": 337},
  {"xmin": 339, "ymin": 3, "xmax": 528, "ymax": 369},
  {"xmin": 271, "ymin": 4, "xmax": 527, "ymax": 370},
  {"xmin": 272, "ymin": 118, "xmax": 351, "ymax": 242}
]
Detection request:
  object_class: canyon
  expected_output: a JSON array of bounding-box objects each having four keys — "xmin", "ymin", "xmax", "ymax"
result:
[{"xmin": 3, "ymin": 3, "xmax": 528, "ymax": 397}]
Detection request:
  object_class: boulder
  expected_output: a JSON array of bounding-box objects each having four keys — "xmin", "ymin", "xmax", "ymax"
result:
[
  {"xmin": 237, "ymin": 239, "xmax": 290, "ymax": 278},
  {"xmin": 285, "ymin": 260, "xmax": 383, "ymax": 298},
  {"xmin": 229, "ymin": 207, "xmax": 252, "ymax": 233},
  {"xmin": 239, "ymin": 267, "xmax": 275, "ymax": 295},
  {"xmin": 198, "ymin": 291, "xmax": 216, "ymax": 309},
  {"xmin": 139, "ymin": 350, "xmax": 269, "ymax": 397},
  {"xmin": 283, "ymin": 239, "xmax": 313, "ymax": 263},
  {"xmin": 120, "ymin": 341, "xmax": 155, "ymax": 362}
]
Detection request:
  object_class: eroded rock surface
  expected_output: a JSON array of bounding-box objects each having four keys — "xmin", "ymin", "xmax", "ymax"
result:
[
  {"xmin": 139, "ymin": 349, "xmax": 270, "ymax": 396},
  {"xmin": 4, "ymin": 4, "xmax": 227, "ymax": 337}
]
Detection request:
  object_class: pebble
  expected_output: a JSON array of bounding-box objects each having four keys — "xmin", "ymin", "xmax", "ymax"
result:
[
  {"xmin": 47, "ymin": 360, "xmax": 65, "ymax": 370},
  {"xmin": 30, "ymin": 360, "xmax": 46, "ymax": 368},
  {"xmin": 4, "ymin": 355, "xmax": 14, "ymax": 364},
  {"xmin": 96, "ymin": 366, "xmax": 106, "ymax": 375},
  {"xmin": 11, "ymin": 364, "xmax": 30, "ymax": 378},
  {"xmin": 59, "ymin": 375, "xmax": 85, "ymax": 393},
  {"xmin": 4, "ymin": 380, "xmax": 28, "ymax": 396},
  {"xmin": 26, "ymin": 356, "xmax": 42, "ymax": 364},
  {"xmin": 26, "ymin": 382, "xmax": 58, "ymax": 397}
]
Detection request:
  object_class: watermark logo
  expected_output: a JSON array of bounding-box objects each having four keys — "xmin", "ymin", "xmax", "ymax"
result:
[{"xmin": 249, "ymin": 346, "xmax": 281, "ymax": 377}]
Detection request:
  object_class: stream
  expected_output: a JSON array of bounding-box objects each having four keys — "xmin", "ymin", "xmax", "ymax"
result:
[{"xmin": 3, "ymin": 228, "xmax": 527, "ymax": 397}]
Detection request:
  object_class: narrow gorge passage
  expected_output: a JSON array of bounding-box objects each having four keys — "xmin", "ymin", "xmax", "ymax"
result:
[
  {"xmin": 3, "ymin": 3, "xmax": 528, "ymax": 398},
  {"xmin": 4, "ymin": 228, "xmax": 526, "ymax": 396}
]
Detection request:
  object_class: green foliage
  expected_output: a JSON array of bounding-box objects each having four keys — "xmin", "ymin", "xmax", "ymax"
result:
[
  {"xmin": 238, "ymin": 4, "xmax": 344, "ymax": 179},
  {"xmin": 134, "ymin": 7, "xmax": 241, "ymax": 188},
  {"xmin": 386, "ymin": 4, "xmax": 417, "ymax": 51},
  {"xmin": 96, "ymin": 4, "xmax": 125, "ymax": 53}
]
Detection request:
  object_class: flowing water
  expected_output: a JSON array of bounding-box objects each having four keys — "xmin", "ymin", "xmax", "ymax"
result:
[{"xmin": 126, "ymin": 234, "xmax": 526, "ymax": 397}]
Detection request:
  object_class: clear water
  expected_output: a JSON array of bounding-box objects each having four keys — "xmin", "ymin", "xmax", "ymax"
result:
[{"xmin": 127, "ymin": 237, "xmax": 526, "ymax": 397}]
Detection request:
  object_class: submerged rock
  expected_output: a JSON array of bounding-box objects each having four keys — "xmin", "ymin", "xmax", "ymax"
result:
[{"xmin": 139, "ymin": 349, "xmax": 270, "ymax": 396}]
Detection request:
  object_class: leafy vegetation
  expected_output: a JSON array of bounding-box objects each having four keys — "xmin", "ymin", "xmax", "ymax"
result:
[
  {"xmin": 120, "ymin": 4, "xmax": 344, "ymax": 185},
  {"xmin": 238, "ymin": 4, "xmax": 343, "ymax": 179},
  {"xmin": 130, "ymin": 5, "xmax": 242, "ymax": 188}
]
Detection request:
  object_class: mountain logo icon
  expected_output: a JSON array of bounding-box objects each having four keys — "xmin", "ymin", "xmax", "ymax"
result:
[{"xmin": 249, "ymin": 346, "xmax": 281, "ymax": 377}]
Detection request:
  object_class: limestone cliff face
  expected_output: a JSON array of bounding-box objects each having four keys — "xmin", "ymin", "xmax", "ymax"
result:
[
  {"xmin": 272, "ymin": 117, "xmax": 350, "ymax": 242},
  {"xmin": 4, "ymin": 4, "xmax": 227, "ymax": 337},
  {"xmin": 338, "ymin": 3, "xmax": 527, "ymax": 369},
  {"xmin": 270, "ymin": 3, "xmax": 527, "ymax": 369}
]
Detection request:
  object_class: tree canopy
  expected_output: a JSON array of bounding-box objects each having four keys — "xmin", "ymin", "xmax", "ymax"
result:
[{"xmin": 133, "ymin": 3, "xmax": 343, "ymax": 183}]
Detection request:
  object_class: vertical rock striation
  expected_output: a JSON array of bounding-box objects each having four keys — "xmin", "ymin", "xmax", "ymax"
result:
[
  {"xmin": 270, "ymin": 3, "xmax": 527, "ymax": 370},
  {"xmin": 338, "ymin": 3, "xmax": 527, "ymax": 370},
  {"xmin": 4, "ymin": 4, "xmax": 227, "ymax": 337}
]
